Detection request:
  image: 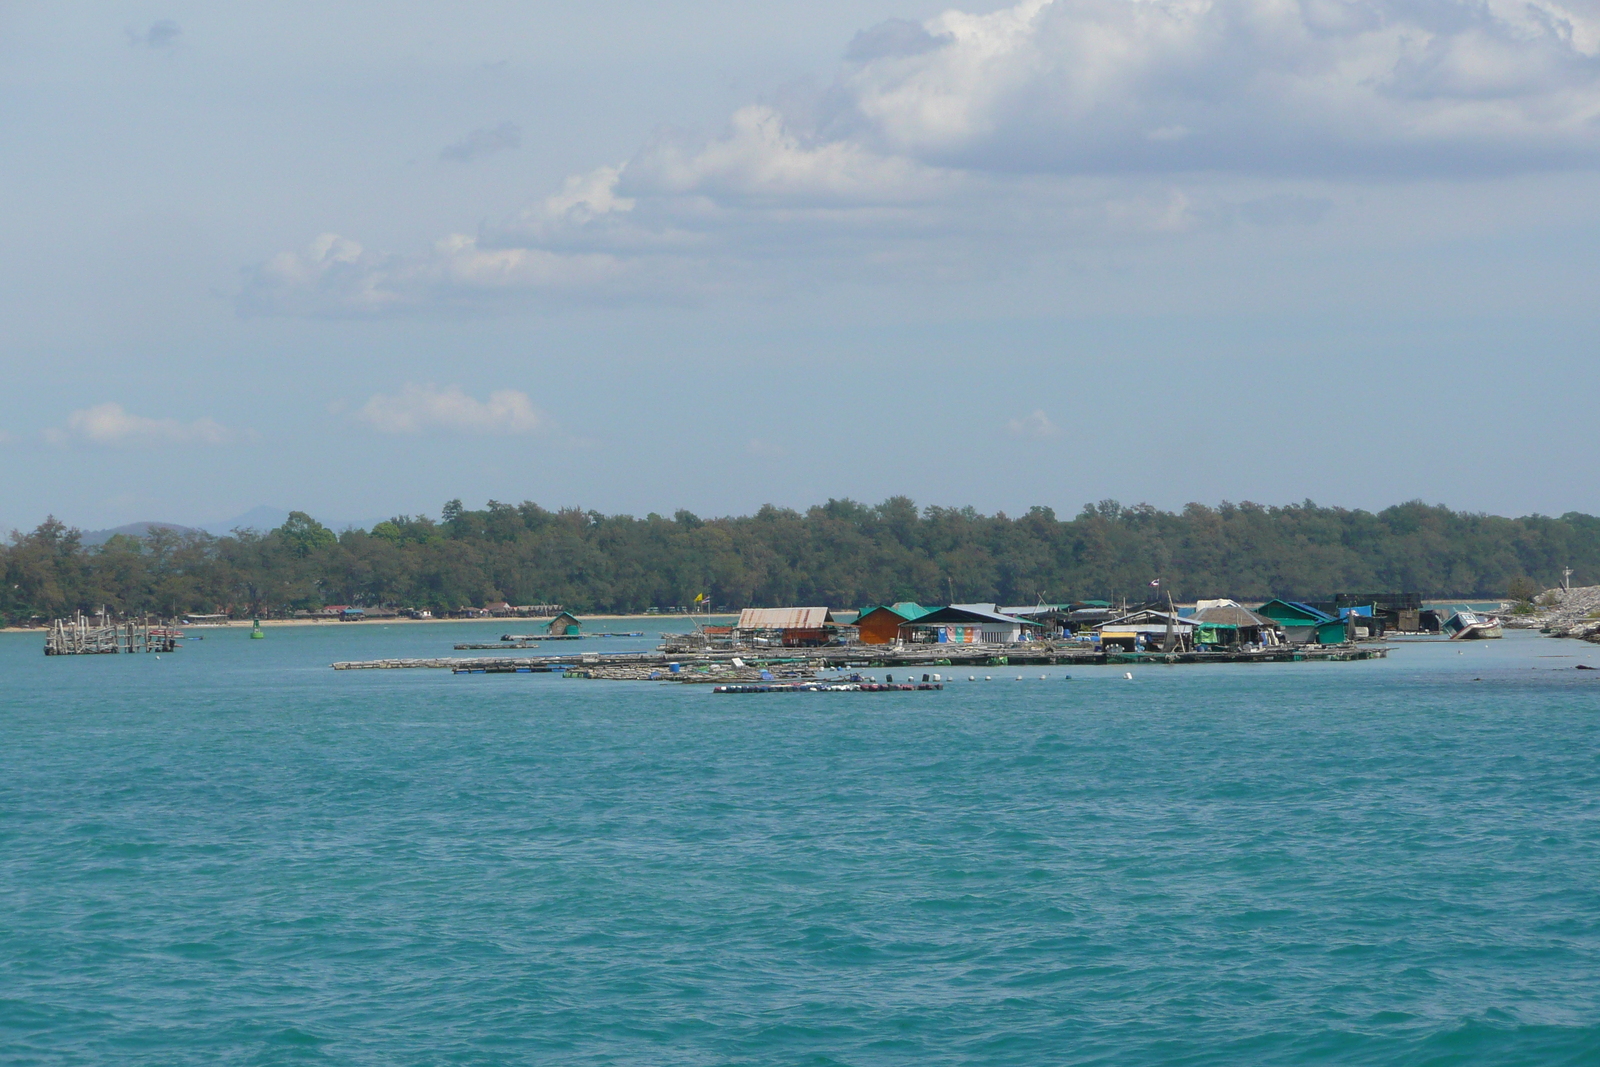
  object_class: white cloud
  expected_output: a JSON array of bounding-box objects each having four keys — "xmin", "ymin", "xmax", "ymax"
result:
[
  {"xmin": 624, "ymin": 105, "xmax": 949, "ymax": 204},
  {"xmin": 836, "ymin": 0, "xmax": 1600, "ymax": 173},
  {"xmin": 356, "ymin": 384, "xmax": 543, "ymax": 435},
  {"xmin": 238, "ymin": 231, "xmax": 627, "ymax": 317},
  {"xmin": 45, "ymin": 403, "xmax": 231, "ymax": 447},
  {"xmin": 241, "ymin": 0, "xmax": 1600, "ymax": 316},
  {"xmin": 1007, "ymin": 410, "xmax": 1059, "ymax": 439}
]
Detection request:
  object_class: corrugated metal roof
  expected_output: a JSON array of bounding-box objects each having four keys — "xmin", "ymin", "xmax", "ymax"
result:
[
  {"xmin": 858, "ymin": 602, "xmax": 932, "ymax": 622},
  {"xmin": 1191, "ymin": 603, "xmax": 1278, "ymax": 628},
  {"xmin": 1258, "ymin": 599, "xmax": 1335, "ymax": 623},
  {"xmin": 737, "ymin": 607, "xmax": 833, "ymax": 629},
  {"xmin": 1097, "ymin": 609, "xmax": 1195, "ymax": 629},
  {"xmin": 1001, "ymin": 604, "xmax": 1072, "ymax": 616},
  {"xmin": 908, "ymin": 605, "xmax": 1034, "ymax": 627}
]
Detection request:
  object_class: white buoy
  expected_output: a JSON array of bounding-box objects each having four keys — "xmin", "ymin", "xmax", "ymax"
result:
[
  {"xmin": 969, "ymin": 675, "xmax": 976, "ymax": 681},
  {"xmin": 1124, "ymin": 671, "xmax": 1133, "ymax": 680},
  {"xmin": 1016, "ymin": 675, "xmax": 1023, "ymax": 681},
  {"xmin": 1040, "ymin": 675, "xmax": 1046, "ymax": 680},
  {"xmin": 985, "ymin": 675, "xmax": 992, "ymax": 681}
]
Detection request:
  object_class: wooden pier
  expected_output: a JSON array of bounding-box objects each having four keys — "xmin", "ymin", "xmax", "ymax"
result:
[{"xmin": 45, "ymin": 613, "xmax": 178, "ymax": 655}]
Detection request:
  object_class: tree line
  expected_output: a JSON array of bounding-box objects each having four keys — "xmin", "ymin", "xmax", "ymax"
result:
[{"xmin": 3, "ymin": 497, "xmax": 1596, "ymax": 623}]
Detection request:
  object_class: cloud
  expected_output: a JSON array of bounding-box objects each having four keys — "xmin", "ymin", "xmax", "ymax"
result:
[
  {"xmin": 45, "ymin": 404, "xmax": 230, "ymax": 447},
  {"xmin": 440, "ymin": 122, "xmax": 521, "ymax": 162},
  {"xmin": 623, "ymin": 105, "xmax": 950, "ymax": 204},
  {"xmin": 355, "ymin": 384, "xmax": 543, "ymax": 435},
  {"xmin": 237, "ymin": 231, "xmax": 627, "ymax": 316},
  {"xmin": 241, "ymin": 0, "xmax": 1600, "ymax": 316},
  {"xmin": 1006, "ymin": 410, "xmax": 1059, "ymax": 439},
  {"xmin": 833, "ymin": 0, "xmax": 1600, "ymax": 174},
  {"xmin": 129, "ymin": 20, "xmax": 181, "ymax": 49}
]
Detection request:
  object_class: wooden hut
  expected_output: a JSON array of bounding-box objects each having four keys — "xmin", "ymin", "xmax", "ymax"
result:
[
  {"xmin": 853, "ymin": 603, "xmax": 931, "ymax": 644},
  {"xmin": 546, "ymin": 611, "xmax": 582, "ymax": 636}
]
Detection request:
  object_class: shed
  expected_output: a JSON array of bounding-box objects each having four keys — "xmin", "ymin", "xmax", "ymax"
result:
[
  {"xmin": 1254, "ymin": 599, "xmax": 1335, "ymax": 644},
  {"xmin": 546, "ymin": 611, "xmax": 582, "ymax": 636},
  {"xmin": 899, "ymin": 605, "xmax": 1044, "ymax": 645},
  {"xmin": 1314, "ymin": 618, "xmax": 1352, "ymax": 644},
  {"xmin": 853, "ymin": 602, "xmax": 931, "ymax": 644},
  {"xmin": 737, "ymin": 607, "xmax": 833, "ymax": 630},
  {"xmin": 1190, "ymin": 599, "xmax": 1283, "ymax": 646},
  {"xmin": 1000, "ymin": 604, "xmax": 1074, "ymax": 636},
  {"xmin": 737, "ymin": 607, "xmax": 837, "ymax": 648},
  {"xmin": 1094, "ymin": 609, "xmax": 1196, "ymax": 651}
]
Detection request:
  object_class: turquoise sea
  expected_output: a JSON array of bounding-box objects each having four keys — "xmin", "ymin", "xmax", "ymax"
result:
[{"xmin": 3, "ymin": 621, "xmax": 1599, "ymax": 1065}]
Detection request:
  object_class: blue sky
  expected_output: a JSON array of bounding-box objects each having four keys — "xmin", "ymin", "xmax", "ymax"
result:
[{"xmin": 4, "ymin": 0, "xmax": 1599, "ymax": 532}]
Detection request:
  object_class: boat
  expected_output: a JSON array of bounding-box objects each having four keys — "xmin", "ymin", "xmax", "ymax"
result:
[{"xmin": 1443, "ymin": 610, "xmax": 1503, "ymax": 640}]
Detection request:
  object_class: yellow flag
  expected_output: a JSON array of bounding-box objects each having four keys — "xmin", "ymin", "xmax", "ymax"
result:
[{"xmin": 694, "ymin": 593, "xmax": 706, "ymax": 603}]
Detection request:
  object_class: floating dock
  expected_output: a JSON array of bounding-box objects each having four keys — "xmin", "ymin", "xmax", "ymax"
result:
[
  {"xmin": 333, "ymin": 642, "xmax": 1387, "ymax": 672},
  {"xmin": 714, "ymin": 681, "xmax": 945, "ymax": 694}
]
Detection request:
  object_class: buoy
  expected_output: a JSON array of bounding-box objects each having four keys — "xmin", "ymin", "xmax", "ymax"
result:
[
  {"xmin": 1040, "ymin": 675, "xmax": 1046, "ymax": 680},
  {"xmin": 250, "ymin": 617, "xmax": 265, "ymax": 640},
  {"xmin": 985, "ymin": 675, "xmax": 992, "ymax": 681},
  {"xmin": 1016, "ymin": 675, "xmax": 1023, "ymax": 681},
  {"xmin": 1124, "ymin": 671, "xmax": 1133, "ymax": 680},
  {"xmin": 969, "ymin": 675, "xmax": 976, "ymax": 681}
]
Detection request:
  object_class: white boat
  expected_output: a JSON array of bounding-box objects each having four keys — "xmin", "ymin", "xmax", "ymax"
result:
[{"xmin": 1444, "ymin": 610, "xmax": 1503, "ymax": 640}]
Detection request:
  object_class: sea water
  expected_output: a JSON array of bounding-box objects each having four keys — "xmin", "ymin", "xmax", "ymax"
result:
[{"xmin": 3, "ymin": 623, "xmax": 1599, "ymax": 1065}]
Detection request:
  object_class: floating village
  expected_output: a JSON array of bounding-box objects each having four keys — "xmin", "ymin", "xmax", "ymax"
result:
[
  {"xmin": 322, "ymin": 595, "xmax": 1519, "ymax": 691},
  {"xmin": 31, "ymin": 592, "xmax": 1560, "ymax": 691}
]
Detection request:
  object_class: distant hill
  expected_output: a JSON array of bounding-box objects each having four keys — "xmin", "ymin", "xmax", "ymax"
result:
[
  {"xmin": 80, "ymin": 521, "xmax": 202, "ymax": 546},
  {"xmin": 199, "ymin": 506, "xmax": 292, "ymax": 535},
  {"xmin": 77, "ymin": 507, "xmax": 378, "ymax": 545}
]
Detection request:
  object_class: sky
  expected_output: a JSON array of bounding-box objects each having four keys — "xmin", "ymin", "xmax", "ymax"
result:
[{"xmin": 3, "ymin": 0, "xmax": 1599, "ymax": 533}]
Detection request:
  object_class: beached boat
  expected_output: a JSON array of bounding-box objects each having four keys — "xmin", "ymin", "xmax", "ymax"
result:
[{"xmin": 1444, "ymin": 611, "xmax": 1504, "ymax": 640}]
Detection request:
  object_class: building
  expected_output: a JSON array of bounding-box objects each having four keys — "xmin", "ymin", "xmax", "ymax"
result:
[
  {"xmin": 898, "ymin": 605, "xmax": 1044, "ymax": 645},
  {"xmin": 736, "ymin": 607, "xmax": 838, "ymax": 647},
  {"xmin": 853, "ymin": 603, "xmax": 932, "ymax": 644},
  {"xmin": 1094, "ymin": 609, "xmax": 1197, "ymax": 651},
  {"xmin": 999, "ymin": 604, "xmax": 1075, "ymax": 637},
  {"xmin": 545, "ymin": 611, "xmax": 582, "ymax": 636},
  {"xmin": 1254, "ymin": 600, "xmax": 1338, "ymax": 644},
  {"xmin": 1189, "ymin": 599, "xmax": 1283, "ymax": 647}
]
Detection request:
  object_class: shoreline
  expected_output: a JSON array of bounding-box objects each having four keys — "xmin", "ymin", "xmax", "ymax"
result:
[{"xmin": 1, "ymin": 612, "xmax": 737, "ymax": 634}]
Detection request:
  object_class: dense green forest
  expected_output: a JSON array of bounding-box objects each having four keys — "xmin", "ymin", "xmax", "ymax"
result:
[{"xmin": 3, "ymin": 498, "xmax": 1596, "ymax": 622}]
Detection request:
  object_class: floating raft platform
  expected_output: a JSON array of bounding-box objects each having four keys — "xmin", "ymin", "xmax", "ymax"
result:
[
  {"xmin": 334, "ymin": 643, "xmax": 1387, "ymax": 672},
  {"xmin": 714, "ymin": 681, "xmax": 944, "ymax": 694}
]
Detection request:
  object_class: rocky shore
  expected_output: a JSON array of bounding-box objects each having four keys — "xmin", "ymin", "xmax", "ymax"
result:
[{"xmin": 1501, "ymin": 585, "xmax": 1600, "ymax": 642}]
